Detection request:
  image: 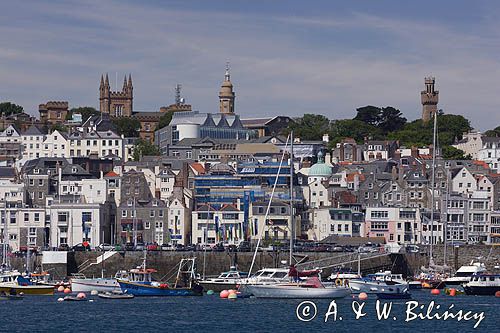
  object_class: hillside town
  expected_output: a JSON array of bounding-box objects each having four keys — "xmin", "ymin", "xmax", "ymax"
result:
[{"xmin": 0, "ymin": 69, "xmax": 499, "ymax": 254}]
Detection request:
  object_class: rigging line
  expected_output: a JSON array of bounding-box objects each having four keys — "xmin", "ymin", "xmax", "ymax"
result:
[{"xmin": 248, "ymin": 134, "xmax": 291, "ymax": 277}]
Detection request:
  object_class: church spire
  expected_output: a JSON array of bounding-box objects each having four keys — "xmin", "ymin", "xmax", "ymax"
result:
[
  {"xmin": 128, "ymin": 74, "xmax": 133, "ymax": 89},
  {"xmin": 122, "ymin": 75, "xmax": 127, "ymax": 91},
  {"xmin": 104, "ymin": 73, "xmax": 110, "ymax": 88},
  {"xmin": 100, "ymin": 74, "xmax": 104, "ymax": 88}
]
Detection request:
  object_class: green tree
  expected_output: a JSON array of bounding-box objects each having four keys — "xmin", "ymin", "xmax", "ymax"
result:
[
  {"xmin": 354, "ymin": 105, "xmax": 381, "ymax": 126},
  {"xmin": 284, "ymin": 114, "xmax": 330, "ymax": 140},
  {"xmin": 156, "ymin": 110, "xmax": 174, "ymax": 130},
  {"xmin": 50, "ymin": 123, "xmax": 68, "ymax": 133},
  {"xmin": 68, "ymin": 106, "xmax": 100, "ymax": 122},
  {"xmin": 378, "ymin": 106, "xmax": 407, "ymax": 133},
  {"xmin": 329, "ymin": 119, "xmax": 382, "ymax": 146},
  {"xmin": 112, "ymin": 117, "xmax": 141, "ymax": 137},
  {"xmin": 484, "ymin": 125, "xmax": 500, "ymax": 137},
  {"xmin": 0, "ymin": 102, "xmax": 23, "ymax": 116},
  {"xmin": 133, "ymin": 139, "xmax": 160, "ymax": 161},
  {"xmin": 442, "ymin": 146, "xmax": 470, "ymax": 160}
]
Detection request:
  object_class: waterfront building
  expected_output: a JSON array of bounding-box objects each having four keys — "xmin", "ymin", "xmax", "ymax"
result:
[{"xmin": 0, "ymin": 125, "xmax": 22, "ymax": 166}]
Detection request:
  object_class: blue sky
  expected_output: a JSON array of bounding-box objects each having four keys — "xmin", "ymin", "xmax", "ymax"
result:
[{"xmin": 1, "ymin": 0, "xmax": 500, "ymax": 130}]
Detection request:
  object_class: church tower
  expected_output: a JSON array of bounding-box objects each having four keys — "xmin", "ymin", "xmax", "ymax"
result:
[
  {"xmin": 421, "ymin": 77, "xmax": 439, "ymax": 122},
  {"xmin": 219, "ymin": 63, "xmax": 235, "ymax": 114},
  {"xmin": 99, "ymin": 73, "xmax": 133, "ymax": 117}
]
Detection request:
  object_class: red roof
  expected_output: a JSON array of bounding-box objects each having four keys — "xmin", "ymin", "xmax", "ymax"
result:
[
  {"xmin": 190, "ymin": 162, "xmax": 205, "ymax": 174},
  {"xmin": 104, "ymin": 170, "xmax": 119, "ymax": 177}
]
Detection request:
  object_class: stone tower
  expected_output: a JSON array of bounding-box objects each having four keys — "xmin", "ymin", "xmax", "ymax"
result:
[
  {"xmin": 99, "ymin": 73, "xmax": 133, "ymax": 117},
  {"xmin": 219, "ymin": 63, "xmax": 235, "ymax": 114},
  {"xmin": 421, "ymin": 77, "xmax": 439, "ymax": 122}
]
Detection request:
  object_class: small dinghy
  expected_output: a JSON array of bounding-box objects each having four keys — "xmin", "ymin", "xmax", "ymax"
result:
[
  {"xmin": 63, "ymin": 296, "xmax": 87, "ymax": 302},
  {"xmin": 98, "ymin": 290, "xmax": 134, "ymax": 299}
]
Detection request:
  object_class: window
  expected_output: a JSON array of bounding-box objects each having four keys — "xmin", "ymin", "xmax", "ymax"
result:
[
  {"xmin": 186, "ymin": 151, "xmax": 192, "ymax": 159},
  {"xmin": 24, "ymin": 213, "xmax": 29, "ymax": 222},
  {"xmin": 370, "ymin": 211, "xmax": 388, "ymax": 219},
  {"xmin": 122, "ymin": 210, "xmax": 127, "ymax": 218},
  {"xmin": 145, "ymin": 221, "xmax": 151, "ymax": 229},
  {"xmin": 371, "ymin": 221, "xmax": 388, "ymax": 230},
  {"xmin": 159, "ymin": 210, "xmax": 164, "ymax": 217},
  {"xmin": 34, "ymin": 213, "xmax": 40, "ymax": 222},
  {"xmin": 150, "ymin": 210, "xmax": 155, "ymax": 217}
]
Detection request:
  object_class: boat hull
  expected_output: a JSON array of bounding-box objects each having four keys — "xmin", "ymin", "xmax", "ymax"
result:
[
  {"xmin": 464, "ymin": 285, "xmax": 500, "ymax": 296},
  {"xmin": 199, "ymin": 281, "xmax": 239, "ymax": 292},
  {"xmin": 0, "ymin": 285, "xmax": 54, "ymax": 295},
  {"xmin": 349, "ymin": 280, "xmax": 388, "ymax": 294},
  {"xmin": 244, "ymin": 284, "xmax": 351, "ymax": 299},
  {"xmin": 98, "ymin": 293, "xmax": 135, "ymax": 299},
  {"xmin": 118, "ymin": 280, "xmax": 203, "ymax": 296},
  {"xmin": 71, "ymin": 278, "xmax": 120, "ymax": 293}
]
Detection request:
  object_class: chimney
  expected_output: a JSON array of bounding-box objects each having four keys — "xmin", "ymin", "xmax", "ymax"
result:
[
  {"xmin": 325, "ymin": 152, "xmax": 333, "ymax": 167},
  {"xmin": 339, "ymin": 143, "xmax": 345, "ymax": 162},
  {"xmin": 353, "ymin": 173, "xmax": 360, "ymax": 191},
  {"xmin": 391, "ymin": 165, "xmax": 397, "ymax": 180},
  {"xmin": 394, "ymin": 149, "xmax": 401, "ymax": 159},
  {"xmin": 411, "ymin": 146, "xmax": 418, "ymax": 158},
  {"xmin": 322, "ymin": 133, "xmax": 330, "ymax": 143}
]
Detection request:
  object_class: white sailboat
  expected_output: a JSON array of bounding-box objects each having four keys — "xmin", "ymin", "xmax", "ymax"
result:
[{"xmin": 240, "ymin": 132, "xmax": 350, "ymax": 299}]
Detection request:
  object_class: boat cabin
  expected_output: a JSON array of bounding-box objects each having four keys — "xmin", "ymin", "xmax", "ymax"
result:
[{"xmin": 128, "ymin": 268, "xmax": 156, "ymax": 284}]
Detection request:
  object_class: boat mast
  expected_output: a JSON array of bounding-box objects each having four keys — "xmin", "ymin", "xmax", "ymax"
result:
[
  {"xmin": 2, "ymin": 199, "xmax": 7, "ymax": 270},
  {"xmin": 443, "ymin": 168, "xmax": 449, "ymax": 268},
  {"xmin": 248, "ymin": 135, "xmax": 290, "ymax": 276},
  {"xmin": 429, "ymin": 110, "xmax": 438, "ymax": 263},
  {"xmin": 289, "ymin": 131, "xmax": 294, "ymax": 266}
]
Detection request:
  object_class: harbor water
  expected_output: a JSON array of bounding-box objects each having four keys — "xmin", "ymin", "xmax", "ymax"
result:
[{"xmin": 0, "ymin": 290, "xmax": 498, "ymax": 332}]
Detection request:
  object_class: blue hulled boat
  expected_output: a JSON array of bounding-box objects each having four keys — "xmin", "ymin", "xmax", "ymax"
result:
[{"xmin": 117, "ymin": 257, "xmax": 203, "ymax": 297}]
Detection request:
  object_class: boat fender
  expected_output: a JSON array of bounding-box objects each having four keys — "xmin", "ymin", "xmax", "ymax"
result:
[
  {"xmin": 159, "ymin": 283, "xmax": 168, "ymax": 289},
  {"xmin": 335, "ymin": 278, "xmax": 343, "ymax": 286}
]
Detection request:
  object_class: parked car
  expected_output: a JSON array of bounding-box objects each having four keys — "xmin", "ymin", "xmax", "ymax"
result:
[
  {"xmin": 134, "ymin": 243, "xmax": 145, "ymax": 251},
  {"xmin": 160, "ymin": 243, "xmax": 173, "ymax": 251},
  {"xmin": 147, "ymin": 243, "xmax": 160, "ymax": 251},
  {"xmin": 72, "ymin": 243, "xmax": 90, "ymax": 252},
  {"xmin": 58, "ymin": 243, "xmax": 70, "ymax": 251},
  {"xmin": 96, "ymin": 243, "xmax": 113, "ymax": 251},
  {"xmin": 174, "ymin": 244, "xmax": 186, "ymax": 251},
  {"xmin": 237, "ymin": 241, "xmax": 251, "ymax": 252},
  {"xmin": 125, "ymin": 242, "xmax": 135, "ymax": 251},
  {"xmin": 184, "ymin": 244, "xmax": 196, "ymax": 251},
  {"xmin": 328, "ymin": 245, "xmax": 344, "ymax": 252},
  {"xmin": 212, "ymin": 243, "xmax": 225, "ymax": 252},
  {"xmin": 405, "ymin": 245, "xmax": 420, "ymax": 253},
  {"xmin": 225, "ymin": 244, "xmax": 237, "ymax": 252}
]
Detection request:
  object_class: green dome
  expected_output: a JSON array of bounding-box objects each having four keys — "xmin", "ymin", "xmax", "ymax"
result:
[{"xmin": 309, "ymin": 151, "xmax": 332, "ymax": 177}]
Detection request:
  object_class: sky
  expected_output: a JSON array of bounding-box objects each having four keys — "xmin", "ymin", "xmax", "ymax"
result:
[{"xmin": 1, "ymin": 0, "xmax": 500, "ymax": 130}]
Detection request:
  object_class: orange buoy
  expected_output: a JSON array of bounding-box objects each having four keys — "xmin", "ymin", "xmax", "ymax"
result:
[
  {"xmin": 359, "ymin": 292, "xmax": 368, "ymax": 300},
  {"xmin": 220, "ymin": 290, "xmax": 229, "ymax": 298},
  {"xmin": 76, "ymin": 292, "xmax": 86, "ymax": 299},
  {"xmin": 431, "ymin": 289, "xmax": 440, "ymax": 295},
  {"xmin": 495, "ymin": 291, "xmax": 500, "ymax": 298},
  {"xmin": 63, "ymin": 288, "xmax": 71, "ymax": 294},
  {"xmin": 449, "ymin": 288, "xmax": 456, "ymax": 296}
]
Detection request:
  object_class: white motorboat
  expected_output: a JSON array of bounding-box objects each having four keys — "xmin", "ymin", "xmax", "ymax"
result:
[
  {"xmin": 199, "ymin": 266, "xmax": 248, "ymax": 292},
  {"xmin": 70, "ymin": 271, "xmax": 129, "ymax": 293},
  {"xmin": 444, "ymin": 262, "xmax": 486, "ymax": 286},
  {"xmin": 463, "ymin": 273, "xmax": 500, "ymax": 296},
  {"xmin": 370, "ymin": 271, "xmax": 408, "ymax": 285},
  {"xmin": 348, "ymin": 278, "xmax": 390, "ymax": 294},
  {"xmin": 244, "ymin": 277, "xmax": 351, "ymax": 299}
]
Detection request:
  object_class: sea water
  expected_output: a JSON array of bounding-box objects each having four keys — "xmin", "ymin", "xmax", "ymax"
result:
[{"xmin": 0, "ymin": 291, "xmax": 498, "ymax": 332}]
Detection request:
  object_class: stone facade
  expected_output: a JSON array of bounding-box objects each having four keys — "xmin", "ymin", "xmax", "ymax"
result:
[
  {"xmin": 99, "ymin": 74, "xmax": 133, "ymax": 117},
  {"xmin": 39, "ymin": 101, "xmax": 69, "ymax": 125},
  {"xmin": 421, "ymin": 77, "xmax": 439, "ymax": 123}
]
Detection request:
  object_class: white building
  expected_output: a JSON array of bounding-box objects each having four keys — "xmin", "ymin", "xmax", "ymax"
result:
[
  {"xmin": 312, "ymin": 208, "xmax": 364, "ymax": 241},
  {"xmin": 478, "ymin": 137, "xmax": 500, "ymax": 172},
  {"xmin": 452, "ymin": 131, "xmax": 483, "ymax": 160}
]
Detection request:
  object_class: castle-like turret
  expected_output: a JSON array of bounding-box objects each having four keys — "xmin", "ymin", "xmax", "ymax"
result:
[
  {"xmin": 99, "ymin": 73, "xmax": 133, "ymax": 117},
  {"xmin": 421, "ymin": 77, "xmax": 439, "ymax": 122}
]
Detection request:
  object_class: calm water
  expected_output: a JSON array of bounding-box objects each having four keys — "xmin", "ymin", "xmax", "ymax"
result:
[{"xmin": 0, "ymin": 291, "xmax": 498, "ymax": 332}]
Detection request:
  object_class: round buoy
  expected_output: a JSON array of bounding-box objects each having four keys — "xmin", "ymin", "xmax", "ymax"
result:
[
  {"xmin": 57, "ymin": 286, "xmax": 65, "ymax": 293},
  {"xmin": 63, "ymin": 288, "xmax": 71, "ymax": 294},
  {"xmin": 431, "ymin": 289, "xmax": 440, "ymax": 295},
  {"xmin": 90, "ymin": 290, "xmax": 99, "ymax": 296},
  {"xmin": 449, "ymin": 288, "xmax": 456, "ymax": 296},
  {"xmin": 57, "ymin": 297, "xmax": 64, "ymax": 302},
  {"xmin": 207, "ymin": 290, "xmax": 214, "ymax": 295},
  {"xmin": 77, "ymin": 292, "xmax": 86, "ymax": 299},
  {"xmin": 89, "ymin": 299, "xmax": 94, "ymax": 302},
  {"xmin": 422, "ymin": 282, "xmax": 431, "ymax": 289},
  {"xmin": 220, "ymin": 290, "xmax": 229, "ymax": 298},
  {"xmin": 228, "ymin": 293, "xmax": 237, "ymax": 300},
  {"xmin": 495, "ymin": 291, "xmax": 500, "ymax": 298},
  {"xmin": 359, "ymin": 292, "xmax": 368, "ymax": 300}
]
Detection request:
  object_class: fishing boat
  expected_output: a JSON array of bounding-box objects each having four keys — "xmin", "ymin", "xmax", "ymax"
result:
[
  {"xmin": 117, "ymin": 257, "xmax": 203, "ymax": 296},
  {"xmin": 463, "ymin": 273, "xmax": 500, "ymax": 296},
  {"xmin": 370, "ymin": 271, "xmax": 407, "ymax": 285},
  {"xmin": 199, "ymin": 266, "xmax": 248, "ymax": 292},
  {"xmin": 70, "ymin": 271, "xmax": 129, "ymax": 293},
  {"xmin": 444, "ymin": 262, "xmax": 486, "ymax": 286},
  {"xmin": 98, "ymin": 290, "xmax": 135, "ymax": 299},
  {"xmin": 29, "ymin": 272, "xmax": 70, "ymax": 289},
  {"xmin": 376, "ymin": 285, "xmax": 412, "ymax": 300},
  {"xmin": 0, "ymin": 270, "xmax": 54, "ymax": 295}
]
